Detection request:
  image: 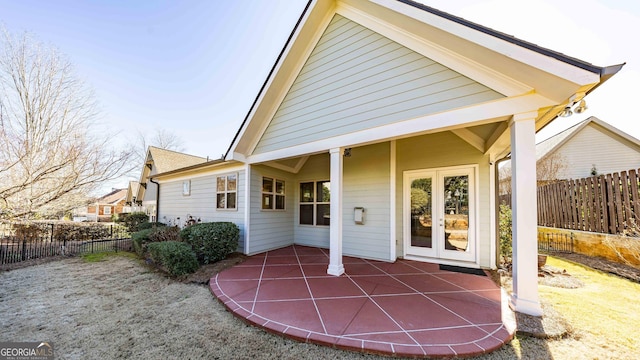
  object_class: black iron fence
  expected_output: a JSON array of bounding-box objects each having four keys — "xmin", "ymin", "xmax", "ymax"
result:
[
  {"xmin": 1, "ymin": 223, "xmax": 131, "ymax": 267},
  {"xmin": 538, "ymin": 231, "xmax": 574, "ymax": 254}
]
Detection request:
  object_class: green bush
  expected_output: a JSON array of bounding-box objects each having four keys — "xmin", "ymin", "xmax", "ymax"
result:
[
  {"xmin": 131, "ymin": 228, "xmax": 154, "ymax": 256},
  {"xmin": 53, "ymin": 223, "xmax": 112, "ymax": 242},
  {"xmin": 499, "ymin": 204, "xmax": 512, "ymax": 266},
  {"xmin": 147, "ymin": 241, "xmax": 199, "ymax": 276},
  {"xmin": 148, "ymin": 226, "xmax": 180, "ymax": 242},
  {"xmin": 118, "ymin": 212, "xmax": 149, "ymax": 232},
  {"xmin": 137, "ymin": 221, "xmax": 166, "ymax": 230},
  {"xmin": 182, "ymin": 222, "xmax": 239, "ymax": 264}
]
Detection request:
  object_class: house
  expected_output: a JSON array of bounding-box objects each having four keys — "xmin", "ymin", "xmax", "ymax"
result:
[
  {"xmin": 131, "ymin": 146, "xmax": 207, "ymax": 222},
  {"xmin": 535, "ymin": 116, "xmax": 640, "ymax": 180},
  {"xmin": 148, "ymin": 0, "xmax": 622, "ymax": 316},
  {"xmin": 86, "ymin": 188, "xmax": 128, "ymax": 222},
  {"xmin": 122, "ymin": 181, "xmax": 144, "ymax": 214}
]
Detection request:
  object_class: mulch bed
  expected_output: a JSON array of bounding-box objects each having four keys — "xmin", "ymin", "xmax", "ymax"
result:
[{"xmin": 552, "ymin": 252, "xmax": 640, "ymax": 283}]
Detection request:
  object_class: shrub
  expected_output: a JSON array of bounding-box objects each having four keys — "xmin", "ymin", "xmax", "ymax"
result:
[
  {"xmin": 148, "ymin": 226, "xmax": 180, "ymax": 242},
  {"xmin": 118, "ymin": 212, "xmax": 149, "ymax": 232},
  {"xmin": 147, "ymin": 241, "xmax": 199, "ymax": 276},
  {"xmin": 182, "ymin": 222, "xmax": 239, "ymax": 264},
  {"xmin": 53, "ymin": 223, "xmax": 112, "ymax": 242},
  {"xmin": 137, "ymin": 221, "xmax": 166, "ymax": 231},
  {"xmin": 499, "ymin": 204, "xmax": 512, "ymax": 266},
  {"xmin": 131, "ymin": 228, "xmax": 154, "ymax": 256}
]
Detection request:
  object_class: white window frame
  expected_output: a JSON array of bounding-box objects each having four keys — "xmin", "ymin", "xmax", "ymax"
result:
[
  {"xmin": 216, "ymin": 173, "xmax": 238, "ymax": 211},
  {"xmin": 262, "ymin": 177, "xmax": 286, "ymax": 211},
  {"xmin": 182, "ymin": 180, "xmax": 191, "ymax": 196},
  {"xmin": 299, "ymin": 180, "xmax": 330, "ymax": 226},
  {"xmin": 103, "ymin": 206, "xmax": 111, "ymax": 215}
]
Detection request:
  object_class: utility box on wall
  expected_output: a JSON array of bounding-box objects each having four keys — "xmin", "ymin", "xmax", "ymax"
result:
[{"xmin": 354, "ymin": 207, "xmax": 365, "ymax": 225}]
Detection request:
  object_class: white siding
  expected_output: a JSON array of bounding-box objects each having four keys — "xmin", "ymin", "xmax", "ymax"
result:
[
  {"xmin": 343, "ymin": 143, "xmax": 391, "ymax": 261},
  {"xmin": 247, "ymin": 165, "xmax": 295, "ymax": 254},
  {"xmin": 254, "ymin": 15, "xmax": 503, "ymax": 155},
  {"xmin": 395, "ymin": 131, "xmax": 493, "ymax": 268},
  {"xmin": 158, "ymin": 169, "xmax": 246, "ymax": 251},
  {"xmin": 553, "ymin": 124, "xmax": 640, "ymax": 179}
]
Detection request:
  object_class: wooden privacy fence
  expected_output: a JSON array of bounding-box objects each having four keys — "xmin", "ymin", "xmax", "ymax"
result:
[{"xmin": 537, "ymin": 169, "xmax": 640, "ymax": 235}]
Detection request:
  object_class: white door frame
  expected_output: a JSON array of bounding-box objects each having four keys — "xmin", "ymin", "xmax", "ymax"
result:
[{"xmin": 403, "ymin": 164, "xmax": 479, "ymax": 267}]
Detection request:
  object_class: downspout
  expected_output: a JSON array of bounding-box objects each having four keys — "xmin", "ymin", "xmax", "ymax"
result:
[
  {"xmin": 149, "ymin": 177, "xmax": 160, "ymax": 223},
  {"xmin": 494, "ymin": 154, "xmax": 511, "ymax": 269}
]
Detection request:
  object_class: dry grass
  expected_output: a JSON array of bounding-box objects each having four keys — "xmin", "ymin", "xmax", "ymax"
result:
[{"xmin": 1, "ymin": 254, "xmax": 639, "ymax": 359}]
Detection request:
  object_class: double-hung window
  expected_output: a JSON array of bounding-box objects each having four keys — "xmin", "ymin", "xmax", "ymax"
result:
[
  {"xmin": 216, "ymin": 174, "xmax": 237, "ymax": 210},
  {"xmin": 262, "ymin": 177, "xmax": 285, "ymax": 210},
  {"xmin": 299, "ymin": 180, "xmax": 330, "ymax": 226}
]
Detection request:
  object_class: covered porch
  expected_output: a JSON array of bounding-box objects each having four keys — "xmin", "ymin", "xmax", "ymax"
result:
[{"xmin": 210, "ymin": 245, "xmax": 514, "ymax": 358}]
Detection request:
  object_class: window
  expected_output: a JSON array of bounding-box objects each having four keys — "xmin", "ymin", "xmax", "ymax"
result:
[
  {"xmin": 299, "ymin": 180, "xmax": 330, "ymax": 226},
  {"xmin": 103, "ymin": 206, "xmax": 111, "ymax": 215},
  {"xmin": 182, "ymin": 180, "xmax": 191, "ymax": 196},
  {"xmin": 262, "ymin": 177, "xmax": 285, "ymax": 210},
  {"xmin": 216, "ymin": 174, "xmax": 237, "ymax": 210}
]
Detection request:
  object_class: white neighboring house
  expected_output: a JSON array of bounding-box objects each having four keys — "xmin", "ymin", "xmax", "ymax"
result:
[
  {"xmin": 149, "ymin": 0, "xmax": 622, "ymax": 316},
  {"xmin": 535, "ymin": 116, "xmax": 640, "ymax": 180},
  {"xmin": 131, "ymin": 146, "xmax": 207, "ymax": 222}
]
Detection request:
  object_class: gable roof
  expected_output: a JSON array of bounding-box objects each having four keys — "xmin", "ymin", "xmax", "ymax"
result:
[
  {"xmin": 147, "ymin": 146, "xmax": 207, "ymax": 174},
  {"xmin": 125, "ymin": 181, "xmax": 139, "ymax": 203},
  {"xmin": 96, "ymin": 188, "xmax": 127, "ymax": 205},
  {"xmin": 225, "ymin": 0, "xmax": 623, "ymax": 162},
  {"xmin": 536, "ymin": 116, "xmax": 640, "ymax": 162}
]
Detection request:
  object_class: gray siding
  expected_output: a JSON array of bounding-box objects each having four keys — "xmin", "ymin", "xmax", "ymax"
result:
[
  {"xmin": 293, "ymin": 155, "xmax": 331, "ymax": 248},
  {"xmin": 342, "ymin": 143, "xmax": 391, "ymax": 261},
  {"xmin": 158, "ymin": 169, "xmax": 246, "ymax": 251},
  {"xmin": 254, "ymin": 14, "xmax": 503, "ymax": 154},
  {"xmin": 248, "ymin": 165, "xmax": 295, "ymax": 254},
  {"xmin": 554, "ymin": 125, "xmax": 640, "ymax": 179}
]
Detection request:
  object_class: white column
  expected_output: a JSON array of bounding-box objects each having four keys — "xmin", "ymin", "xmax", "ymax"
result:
[
  {"xmin": 509, "ymin": 112, "xmax": 543, "ymax": 316},
  {"xmin": 327, "ymin": 147, "xmax": 345, "ymax": 276}
]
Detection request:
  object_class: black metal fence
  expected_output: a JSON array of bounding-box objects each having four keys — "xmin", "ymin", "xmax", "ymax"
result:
[
  {"xmin": 1, "ymin": 223, "xmax": 131, "ymax": 267},
  {"xmin": 538, "ymin": 231, "xmax": 574, "ymax": 254}
]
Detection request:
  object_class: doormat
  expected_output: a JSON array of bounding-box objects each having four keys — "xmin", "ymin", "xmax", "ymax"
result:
[{"xmin": 439, "ymin": 264, "xmax": 486, "ymax": 276}]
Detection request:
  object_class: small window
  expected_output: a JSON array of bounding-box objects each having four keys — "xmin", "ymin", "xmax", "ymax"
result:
[
  {"xmin": 262, "ymin": 177, "xmax": 285, "ymax": 210},
  {"xmin": 299, "ymin": 180, "xmax": 330, "ymax": 226},
  {"xmin": 182, "ymin": 180, "xmax": 191, "ymax": 196},
  {"xmin": 103, "ymin": 206, "xmax": 111, "ymax": 215},
  {"xmin": 216, "ymin": 174, "xmax": 237, "ymax": 210}
]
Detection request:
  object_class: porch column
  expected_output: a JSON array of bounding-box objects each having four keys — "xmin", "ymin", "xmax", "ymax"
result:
[
  {"xmin": 327, "ymin": 147, "xmax": 345, "ymax": 276},
  {"xmin": 509, "ymin": 112, "xmax": 543, "ymax": 316}
]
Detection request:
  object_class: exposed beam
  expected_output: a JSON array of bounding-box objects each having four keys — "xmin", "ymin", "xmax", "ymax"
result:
[{"xmin": 451, "ymin": 128, "xmax": 485, "ymax": 153}]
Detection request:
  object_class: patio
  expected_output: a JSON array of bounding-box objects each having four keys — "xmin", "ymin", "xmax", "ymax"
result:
[{"xmin": 210, "ymin": 245, "xmax": 515, "ymax": 358}]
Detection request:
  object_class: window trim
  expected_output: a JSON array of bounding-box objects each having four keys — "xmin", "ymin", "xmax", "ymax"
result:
[
  {"xmin": 216, "ymin": 173, "xmax": 238, "ymax": 211},
  {"xmin": 299, "ymin": 180, "xmax": 330, "ymax": 226},
  {"xmin": 182, "ymin": 180, "xmax": 191, "ymax": 196},
  {"xmin": 261, "ymin": 176, "xmax": 286, "ymax": 211},
  {"xmin": 103, "ymin": 206, "xmax": 111, "ymax": 215}
]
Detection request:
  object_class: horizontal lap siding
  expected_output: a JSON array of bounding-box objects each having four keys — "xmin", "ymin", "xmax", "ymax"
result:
[
  {"xmin": 158, "ymin": 170, "xmax": 245, "ymax": 251},
  {"xmin": 343, "ymin": 143, "xmax": 391, "ymax": 261},
  {"xmin": 248, "ymin": 166, "xmax": 295, "ymax": 254},
  {"xmin": 254, "ymin": 15, "xmax": 503, "ymax": 154}
]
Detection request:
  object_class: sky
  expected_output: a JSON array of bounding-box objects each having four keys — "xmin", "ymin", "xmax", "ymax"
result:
[{"xmin": 1, "ymin": 0, "xmax": 639, "ymax": 183}]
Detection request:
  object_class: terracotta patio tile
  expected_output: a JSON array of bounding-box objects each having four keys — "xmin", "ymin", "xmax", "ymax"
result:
[
  {"xmin": 383, "ymin": 261, "xmax": 427, "ymax": 275},
  {"xmin": 293, "ymin": 246, "xmax": 328, "ymax": 256},
  {"xmin": 434, "ymin": 272, "xmax": 497, "ymax": 291},
  {"xmin": 255, "ymin": 278, "xmax": 311, "ymax": 301},
  {"xmin": 402, "ymin": 260, "xmax": 441, "ymax": 273},
  {"xmin": 237, "ymin": 256, "xmax": 266, "ymax": 266},
  {"xmin": 260, "ymin": 264, "xmax": 303, "ymax": 279},
  {"xmin": 392, "ymin": 344, "xmax": 426, "ymax": 357},
  {"xmin": 428, "ymin": 292, "xmax": 502, "ymax": 324},
  {"xmin": 335, "ymin": 337, "xmax": 363, "ymax": 351},
  {"xmin": 307, "ymin": 276, "xmax": 366, "ymax": 298},
  {"xmin": 252, "ymin": 299, "xmax": 326, "ymax": 334},
  {"xmin": 342, "ymin": 299, "xmax": 404, "ymax": 335},
  {"xmin": 374, "ymin": 294, "xmax": 469, "ymax": 330},
  {"xmin": 362, "ymin": 340, "xmax": 393, "ymax": 354},
  {"xmin": 345, "ymin": 263, "xmax": 385, "ymax": 276},
  {"xmin": 342, "ymin": 256, "xmax": 368, "ymax": 264},
  {"xmin": 265, "ymin": 255, "xmax": 299, "ymax": 265},
  {"xmin": 215, "ymin": 279, "xmax": 259, "ymax": 301},
  {"xmin": 266, "ymin": 247, "xmax": 296, "ymax": 256},
  {"xmin": 350, "ymin": 275, "xmax": 414, "ymax": 295},
  {"xmin": 315, "ymin": 297, "xmax": 368, "ymax": 335},
  {"xmin": 409, "ymin": 326, "xmax": 489, "ymax": 345},
  {"xmin": 301, "ymin": 264, "xmax": 331, "ymax": 277},
  {"xmin": 217, "ymin": 265, "xmax": 263, "ymax": 280},
  {"xmin": 298, "ymin": 255, "xmax": 330, "ymax": 265},
  {"xmin": 393, "ymin": 273, "xmax": 462, "ymax": 293},
  {"xmin": 450, "ymin": 342, "xmax": 485, "ymax": 357},
  {"xmin": 423, "ymin": 345, "xmax": 456, "ymax": 357},
  {"xmin": 308, "ymin": 333, "xmax": 339, "ymax": 347},
  {"xmin": 283, "ymin": 327, "xmax": 311, "ymax": 341},
  {"xmin": 350, "ymin": 331, "xmax": 417, "ymax": 345}
]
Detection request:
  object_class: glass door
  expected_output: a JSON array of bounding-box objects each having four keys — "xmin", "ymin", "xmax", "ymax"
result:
[{"xmin": 404, "ymin": 166, "xmax": 476, "ymax": 263}]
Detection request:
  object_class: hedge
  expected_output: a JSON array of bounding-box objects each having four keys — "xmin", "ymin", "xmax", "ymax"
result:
[
  {"xmin": 181, "ymin": 222, "xmax": 239, "ymax": 264},
  {"xmin": 147, "ymin": 241, "xmax": 199, "ymax": 276},
  {"xmin": 131, "ymin": 226, "xmax": 180, "ymax": 256}
]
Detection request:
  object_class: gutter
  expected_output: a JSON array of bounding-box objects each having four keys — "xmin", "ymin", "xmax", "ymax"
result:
[{"xmin": 149, "ymin": 177, "xmax": 160, "ymax": 223}]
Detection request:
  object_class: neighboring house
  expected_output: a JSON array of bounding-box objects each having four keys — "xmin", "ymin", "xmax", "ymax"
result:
[
  {"xmin": 86, "ymin": 188, "xmax": 128, "ymax": 222},
  {"xmin": 123, "ymin": 181, "xmax": 145, "ymax": 214},
  {"xmin": 149, "ymin": 0, "xmax": 622, "ymax": 316},
  {"xmin": 535, "ymin": 116, "xmax": 640, "ymax": 180},
  {"xmin": 133, "ymin": 146, "xmax": 207, "ymax": 222}
]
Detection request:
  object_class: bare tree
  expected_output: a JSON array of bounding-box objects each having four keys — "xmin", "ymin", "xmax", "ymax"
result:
[
  {"xmin": 128, "ymin": 128, "xmax": 186, "ymax": 175},
  {"xmin": 498, "ymin": 152, "xmax": 568, "ymax": 198},
  {"xmin": 0, "ymin": 28, "xmax": 132, "ymax": 219}
]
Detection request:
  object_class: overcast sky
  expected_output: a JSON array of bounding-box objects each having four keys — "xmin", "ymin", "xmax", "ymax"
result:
[{"xmin": 1, "ymin": 0, "xmax": 638, "ymax": 166}]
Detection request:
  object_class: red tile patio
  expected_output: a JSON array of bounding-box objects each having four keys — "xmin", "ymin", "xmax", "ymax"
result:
[{"xmin": 209, "ymin": 245, "xmax": 515, "ymax": 358}]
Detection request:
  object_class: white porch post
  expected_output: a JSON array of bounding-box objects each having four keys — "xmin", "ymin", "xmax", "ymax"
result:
[
  {"xmin": 327, "ymin": 147, "xmax": 345, "ymax": 276},
  {"xmin": 509, "ymin": 112, "xmax": 543, "ymax": 316}
]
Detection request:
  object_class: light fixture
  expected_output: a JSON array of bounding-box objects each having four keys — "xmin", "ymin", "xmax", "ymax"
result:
[
  {"xmin": 559, "ymin": 106, "xmax": 573, "ymax": 117},
  {"xmin": 574, "ymin": 99, "xmax": 588, "ymax": 114},
  {"xmin": 343, "ymin": 148, "xmax": 352, "ymax": 157}
]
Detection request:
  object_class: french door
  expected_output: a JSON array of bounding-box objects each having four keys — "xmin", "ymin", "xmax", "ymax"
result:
[{"xmin": 403, "ymin": 166, "xmax": 477, "ymax": 263}]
